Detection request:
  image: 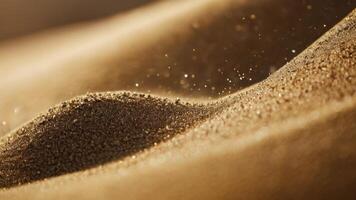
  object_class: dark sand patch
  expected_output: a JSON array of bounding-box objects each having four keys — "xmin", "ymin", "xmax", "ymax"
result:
[{"xmin": 0, "ymin": 92, "xmax": 216, "ymax": 188}]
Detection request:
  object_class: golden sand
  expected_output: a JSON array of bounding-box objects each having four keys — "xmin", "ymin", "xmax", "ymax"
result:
[{"xmin": 0, "ymin": 0, "xmax": 355, "ymax": 199}]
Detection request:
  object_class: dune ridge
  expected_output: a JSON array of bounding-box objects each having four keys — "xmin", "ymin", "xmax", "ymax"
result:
[
  {"xmin": 0, "ymin": 7, "xmax": 355, "ymax": 200},
  {"xmin": 0, "ymin": 0, "xmax": 353, "ymax": 136},
  {"xmin": 0, "ymin": 0, "xmax": 355, "ymax": 199},
  {"xmin": 0, "ymin": 92, "xmax": 218, "ymax": 188}
]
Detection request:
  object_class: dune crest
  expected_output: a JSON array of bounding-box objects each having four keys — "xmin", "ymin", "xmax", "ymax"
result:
[
  {"xmin": 0, "ymin": 0, "xmax": 353, "ymax": 136},
  {"xmin": 0, "ymin": 1, "xmax": 355, "ymax": 200},
  {"xmin": 0, "ymin": 92, "xmax": 216, "ymax": 188}
]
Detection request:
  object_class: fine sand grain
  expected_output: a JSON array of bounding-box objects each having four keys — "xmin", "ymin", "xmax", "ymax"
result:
[
  {"xmin": 0, "ymin": 0, "xmax": 353, "ymax": 136},
  {"xmin": 0, "ymin": 0, "xmax": 355, "ymax": 199}
]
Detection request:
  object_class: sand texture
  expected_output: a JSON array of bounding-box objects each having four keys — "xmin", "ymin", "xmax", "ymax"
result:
[{"xmin": 0, "ymin": 0, "xmax": 355, "ymax": 199}]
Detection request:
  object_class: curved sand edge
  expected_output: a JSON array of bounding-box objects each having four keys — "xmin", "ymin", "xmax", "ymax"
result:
[
  {"xmin": 0, "ymin": 9, "xmax": 355, "ymax": 199},
  {"xmin": 0, "ymin": 0, "xmax": 353, "ymax": 136}
]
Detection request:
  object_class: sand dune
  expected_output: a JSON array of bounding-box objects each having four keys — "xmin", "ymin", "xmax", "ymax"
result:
[
  {"xmin": 0, "ymin": 0, "xmax": 353, "ymax": 136},
  {"xmin": 0, "ymin": 0, "xmax": 355, "ymax": 199},
  {"xmin": 0, "ymin": 92, "xmax": 216, "ymax": 188}
]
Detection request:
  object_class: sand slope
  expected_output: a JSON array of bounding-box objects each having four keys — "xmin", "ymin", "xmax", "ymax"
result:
[
  {"xmin": 0, "ymin": 0, "xmax": 355, "ymax": 200},
  {"xmin": 0, "ymin": 0, "xmax": 353, "ymax": 136},
  {"xmin": 0, "ymin": 92, "xmax": 217, "ymax": 188}
]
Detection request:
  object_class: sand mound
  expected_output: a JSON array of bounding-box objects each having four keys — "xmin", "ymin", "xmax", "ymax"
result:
[
  {"xmin": 0, "ymin": 0, "xmax": 353, "ymax": 137},
  {"xmin": 0, "ymin": 92, "xmax": 215, "ymax": 187},
  {"xmin": 0, "ymin": 1, "xmax": 355, "ymax": 200}
]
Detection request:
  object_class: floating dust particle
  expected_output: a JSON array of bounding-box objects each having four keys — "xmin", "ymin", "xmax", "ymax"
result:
[
  {"xmin": 14, "ymin": 107, "xmax": 20, "ymax": 114},
  {"xmin": 250, "ymin": 14, "xmax": 256, "ymax": 20},
  {"xmin": 1, "ymin": 121, "xmax": 7, "ymax": 126},
  {"xmin": 135, "ymin": 83, "xmax": 140, "ymax": 87}
]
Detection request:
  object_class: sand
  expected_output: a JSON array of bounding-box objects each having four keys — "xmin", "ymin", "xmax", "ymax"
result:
[
  {"xmin": 0, "ymin": 0, "xmax": 353, "ymax": 135},
  {"xmin": 0, "ymin": 0, "xmax": 355, "ymax": 199}
]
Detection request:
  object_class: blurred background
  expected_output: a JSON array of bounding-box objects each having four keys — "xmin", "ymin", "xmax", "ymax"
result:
[{"xmin": 0, "ymin": 0, "xmax": 154, "ymax": 41}]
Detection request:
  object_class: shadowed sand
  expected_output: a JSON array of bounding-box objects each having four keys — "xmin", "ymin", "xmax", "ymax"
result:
[
  {"xmin": 0, "ymin": 0, "xmax": 355, "ymax": 199},
  {"xmin": 0, "ymin": 0, "xmax": 353, "ymax": 135},
  {"xmin": 0, "ymin": 92, "xmax": 216, "ymax": 187}
]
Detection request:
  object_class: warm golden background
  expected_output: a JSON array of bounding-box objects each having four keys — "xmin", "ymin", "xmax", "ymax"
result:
[{"xmin": 0, "ymin": 0, "xmax": 355, "ymax": 199}]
